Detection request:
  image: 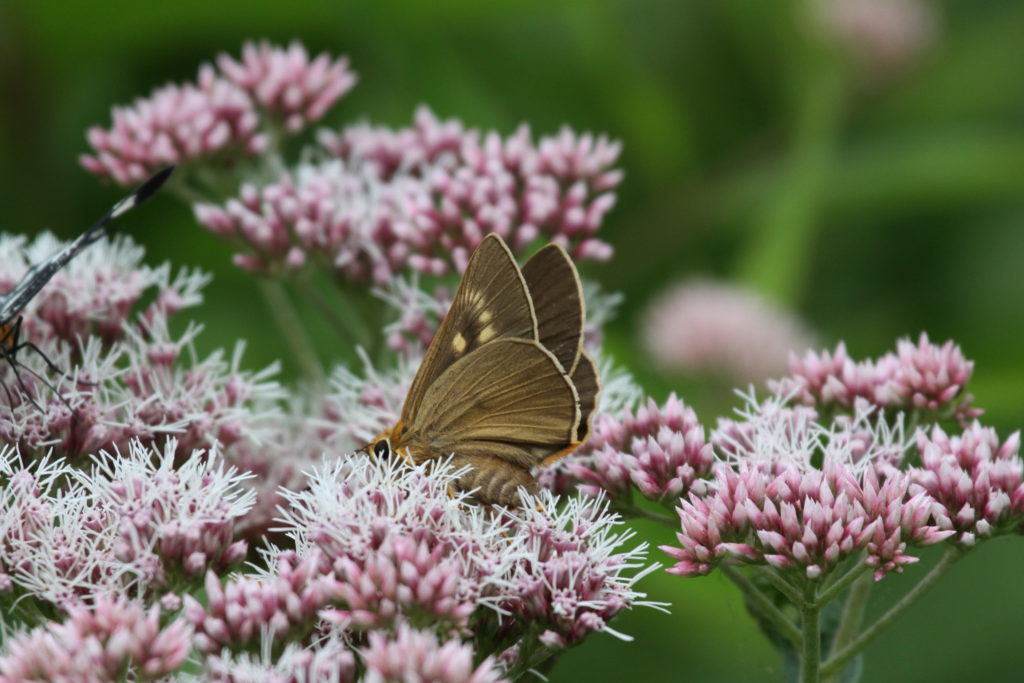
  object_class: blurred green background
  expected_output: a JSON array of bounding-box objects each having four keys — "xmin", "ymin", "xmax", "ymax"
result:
[{"xmin": 1, "ymin": 1, "xmax": 1023, "ymax": 680}]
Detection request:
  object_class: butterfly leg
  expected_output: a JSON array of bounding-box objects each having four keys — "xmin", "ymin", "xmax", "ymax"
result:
[
  {"xmin": 2, "ymin": 319, "xmax": 71, "ymax": 410},
  {"xmin": 2, "ymin": 350, "xmax": 43, "ymax": 411},
  {"xmin": 449, "ymin": 453, "xmax": 538, "ymax": 507}
]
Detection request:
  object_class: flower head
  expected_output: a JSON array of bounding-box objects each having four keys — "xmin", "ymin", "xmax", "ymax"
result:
[
  {"xmin": 217, "ymin": 40, "xmax": 356, "ymax": 133},
  {"xmin": 201, "ymin": 634, "xmax": 356, "ymax": 682},
  {"xmin": 0, "ymin": 440, "xmax": 252, "ymax": 607},
  {"xmin": 817, "ymin": 0, "xmax": 937, "ymax": 77},
  {"xmin": 81, "ymin": 65, "xmax": 266, "ymax": 185},
  {"xmin": 552, "ymin": 394, "xmax": 714, "ymax": 505},
  {"xmin": 0, "ymin": 595, "xmax": 191, "ymax": 681},
  {"xmin": 664, "ymin": 395, "xmax": 953, "ymax": 580},
  {"xmin": 770, "ymin": 334, "xmax": 978, "ymax": 422},
  {"xmin": 272, "ymin": 454, "xmax": 657, "ymax": 660},
  {"xmin": 196, "ymin": 106, "xmax": 621, "ymax": 281},
  {"xmin": 910, "ymin": 423, "xmax": 1024, "ymax": 545},
  {"xmin": 642, "ymin": 280, "xmax": 814, "ymax": 383},
  {"xmin": 361, "ymin": 623, "xmax": 506, "ymax": 683}
]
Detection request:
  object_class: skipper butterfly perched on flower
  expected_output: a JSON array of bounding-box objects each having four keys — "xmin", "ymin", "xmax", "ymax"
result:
[
  {"xmin": 0, "ymin": 166, "xmax": 175, "ymax": 408},
  {"xmin": 366, "ymin": 233, "xmax": 599, "ymax": 507}
]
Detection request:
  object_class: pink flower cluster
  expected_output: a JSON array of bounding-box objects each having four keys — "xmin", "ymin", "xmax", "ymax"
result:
[
  {"xmin": 202, "ymin": 636, "xmax": 356, "ymax": 682},
  {"xmin": 81, "ymin": 42, "xmax": 355, "ymax": 185},
  {"xmin": 770, "ymin": 334, "xmax": 979, "ymax": 422},
  {"xmin": 550, "ymin": 394, "xmax": 714, "ymax": 504},
  {"xmin": 0, "ymin": 440, "xmax": 253, "ymax": 608},
  {"xmin": 0, "ymin": 595, "xmax": 190, "ymax": 681},
  {"xmin": 911, "ymin": 423, "xmax": 1024, "ymax": 545},
  {"xmin": 258, "ymin": 455, "xmax": 656, "ymax": 673},
  {"xmin": 0, "ymin": 232, "xmax": 285, "ymax": 460},
  {"xmin": 186, "ymin": 549, "xmax": 342, "ymax": 653},
  {"xmin": 217, "ymin": 40, "xmax": 356, "ymax": 133},
  {"xmin": 362, "ymin": 624, "xmax": 506, "ymax": 683},
  {"xmin": 195, "ymin": 106, "xmax": 620, "ymax": 281},
  {"xmin": 0, "ymin": 315, "xmax": 283, "ymax": 460},
  {"xmin": 201, "ymin": 626, "xmax": 503, "ymax": 683},
  {"xmin": 664, "ymin": 460, "xmax": 952, "ymax": 581},
  {"xmin": 0, "ymin": 233, "xmax": 204, "ymax": 351}
]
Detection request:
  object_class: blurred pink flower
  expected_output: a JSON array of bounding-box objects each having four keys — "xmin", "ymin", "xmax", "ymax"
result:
[
  {"xmin": 0, "ymin": 594, "xmax": 191, "ymax": 681},
  {"xmin": 202, "ymin": 635, "xmax": 356, "ymax": 682},
  {"xmin": 361, "ymin": 623, "xmax": 506, "ymax": 683},
  {"xmin": 81, "ymin": 64, "xmax": 266, "ymax": 185},
  {"xmin": 217, "ymin": 40, "xmax": 357, "ymax": 133},
  {"xmin": 911, "ymin": 423, "xmax": 1024, "ymax": 545},
  {"xmin": 642, "ymin": 279, "xmax": 814, "ymax": 384},
  {"xmin": 818, "ymin": 0, "xmax": 937, "ymax": 77}
]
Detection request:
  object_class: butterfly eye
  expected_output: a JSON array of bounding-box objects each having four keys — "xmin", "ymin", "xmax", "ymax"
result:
[{"xmin": 373, "ymin": 439, "xmax": 392, "ymax": 458}]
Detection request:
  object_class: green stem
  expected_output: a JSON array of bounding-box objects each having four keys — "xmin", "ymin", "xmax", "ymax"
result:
[
  {"xmin": 734, "ymin": 43, "xmax": 844, "ymax": 304},
  {"xmin": 721, "ymin": 565, "xmax": 801, "ymax": 647},
  {"xmin": 616, "ymin": 501, "xmax": 677, "ymax": 527},
  {"xmin": 258, "ymin": 279, "xmax": 324, "ymax": 383},
  {"xmin": 820, "ymin": 548, "xmax": 962, "ymax": 677},
  {"xmin": 815, "ymin": 560, "xmax": 871, "ymax": 608},
  {"xmin": 763, "ymin": 567, "xmax": 804, "ymax": 605},
  {"xmin": 329, "ymin": 280, "xmax": 376, "ymax": 350},
  {"xmin": 800, "ymin": 580, "xmax": 821, "ymax": 683},
  {"xmin": 295, "ymin": 280, "xmax": 362, "ymax": 352},
  {"xmin": 822, "ymin": 571, "xmax": 873, "ymax": 683}
]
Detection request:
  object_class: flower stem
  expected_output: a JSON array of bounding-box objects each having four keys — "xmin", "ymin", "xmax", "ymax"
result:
[
  {"xmin": 616, "ymin": 501, "xmax": 677, "ymax": 527},
  {"xmin": 258, "ymin": 279, "xmax": 324, "ymax": 383},
  {"xmin": 821, "ymin": 571, "xmax": 873, "ymax": 683},
  {"xmin": 763, "ymin": 567, "xmax": 804, "ymax": 606},
  {"xmin": 815, "ymin": 560, "xmax": 871, "ymax": 608},
  {"xmin": 721, "ymin": 565, "xmax": 801, "ymax": 647},
  {"xmin": 820, "ymin": 548, "xmax": 962, "ymax": 677},
  {"xmin": 800, "ymin": 581, "xmax": 821, "ymax": 683}
]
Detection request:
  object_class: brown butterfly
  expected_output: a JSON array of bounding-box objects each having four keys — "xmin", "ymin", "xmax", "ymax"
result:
[{"xmin": 366, "ymin": 233, "xmax": 599, "ymax": 506}]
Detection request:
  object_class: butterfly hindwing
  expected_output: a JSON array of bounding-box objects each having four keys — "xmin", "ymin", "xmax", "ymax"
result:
[
  {"xmin": 403, "ymin": 337, "xmax": 580, "ymax": 469},
  {"xmin": 569, "ymin": 351, "xmax": 599, "ymax": 443},
  {"xmin": 399, "ymin": 234, "xmax": 537, "ymax": 427},
  {"xmin": 521, "ymin": 243, "xmax": 584, "ymax": 373}
]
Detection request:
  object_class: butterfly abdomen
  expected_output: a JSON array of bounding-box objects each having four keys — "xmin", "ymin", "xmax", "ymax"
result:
[{"xmin": 451, "ymin": 453, "xmax": 537, "ymax": 507}]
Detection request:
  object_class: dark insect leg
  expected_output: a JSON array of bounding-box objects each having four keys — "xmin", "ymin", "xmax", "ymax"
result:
[
  {"xmin": 3, "ymin": 318, "xmax": 72, "ymax": 410},
  {"xmin": 1, "ymin": 348, "xmax": 43, "ymax": 411},
  {"xmin": 16, "ymin": 339, "xmax": 69, "ymax": 379},
  {"xmin": 0, "ymin": 370, "xmax": 15, "ymax": 408}
]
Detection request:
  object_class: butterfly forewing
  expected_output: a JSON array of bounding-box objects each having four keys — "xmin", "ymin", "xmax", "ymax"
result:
[
  {"xmin": 401, "ymin": 338, "xmax": 580, "ymax": 470},
  {"xmin": 521, "ymin": 243, "xmax": 584, "ymax": 373},
  {"xmin": 399, "ymin": 234, "xmax": 537, "ymax": 428}
]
